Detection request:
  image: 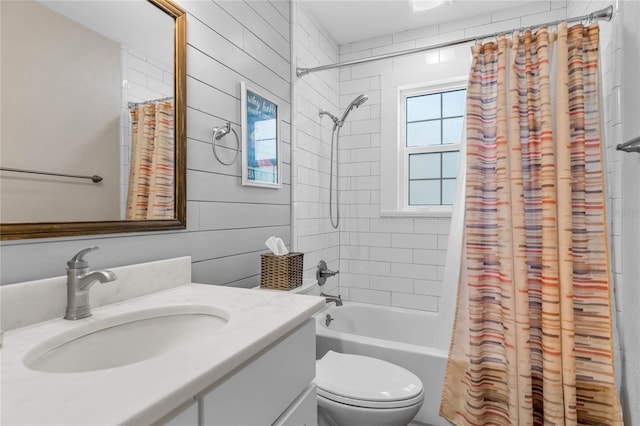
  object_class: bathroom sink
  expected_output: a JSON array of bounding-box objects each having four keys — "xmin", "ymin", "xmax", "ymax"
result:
[{"xmin": 24, "ymin": 305, "xmax": 229, "ymax": 373}]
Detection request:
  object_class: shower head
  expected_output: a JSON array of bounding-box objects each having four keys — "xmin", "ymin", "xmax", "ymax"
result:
[
  {"xmin": 339, "ymin": 94, "xmax": 369, "ymax": 127},
  {"xmin": 319, "ymin": 110, "xmax": 340, "ymax": 127}
]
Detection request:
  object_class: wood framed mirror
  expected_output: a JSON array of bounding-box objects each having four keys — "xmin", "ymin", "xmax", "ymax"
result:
[{"xmin": 0, "ymin": 0, "xmax": 186, "ymax": 241}]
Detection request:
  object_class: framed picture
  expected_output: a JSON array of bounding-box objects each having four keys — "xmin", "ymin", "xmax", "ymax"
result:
[{"xmin": 240, "ymin": 82, "xmax": 281, "ymax": 188}]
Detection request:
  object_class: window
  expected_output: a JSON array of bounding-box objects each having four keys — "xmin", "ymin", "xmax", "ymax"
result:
[{"xmin": 400, "ymin": 82, "xmax": 466, "ymax": 212}]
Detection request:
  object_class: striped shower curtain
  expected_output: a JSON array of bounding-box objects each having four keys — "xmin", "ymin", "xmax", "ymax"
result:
[
  {"xmin": 440, "ymin": 23, "xmax": 622, "ymax": 425},
  {"xmin": 126, "ymin": 99, "xmax": 175, "ymax": 220}
]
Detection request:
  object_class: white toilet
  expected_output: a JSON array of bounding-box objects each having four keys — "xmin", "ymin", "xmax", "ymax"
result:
[{"xmin": 315, "ymin": 351, "xmax": 424, "ymax": 426}]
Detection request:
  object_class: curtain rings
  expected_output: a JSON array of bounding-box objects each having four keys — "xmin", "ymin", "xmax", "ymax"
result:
[{"xmin": 212, "ymin": 121, "xmax": 240, "ymax": 166}]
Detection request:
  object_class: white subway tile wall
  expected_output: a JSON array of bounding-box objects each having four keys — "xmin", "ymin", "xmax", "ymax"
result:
[{"xmin": 292, "ymin": 2, "xmax": 340, "ymax": 288}]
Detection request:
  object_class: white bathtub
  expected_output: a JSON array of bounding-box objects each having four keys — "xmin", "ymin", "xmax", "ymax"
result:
[{"xmin": 315, "ymin": 302, "xmax": 450, "ymax": 426}]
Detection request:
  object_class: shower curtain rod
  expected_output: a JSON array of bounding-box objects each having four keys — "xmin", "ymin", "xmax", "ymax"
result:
[
  {"xmin": 127, "ymin": 96, "xmax": 173, "ymax": 108},
  {"xmin": 617, "ymin": 135, "xmax": 640, "ymax": 153},
  {"xmin": 296, "ymin": 6, "xmax": 613, "ymax": 78}
]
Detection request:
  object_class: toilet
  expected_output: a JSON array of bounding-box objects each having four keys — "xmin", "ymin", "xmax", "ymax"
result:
[{"xmin": 315, "ymin": 351, "xmax": 424, "ymax": 426}]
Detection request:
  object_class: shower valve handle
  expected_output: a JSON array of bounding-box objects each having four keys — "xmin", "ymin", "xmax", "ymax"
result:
[{"xmin": 317, "ymin": 260, "xmax": 339, "ymax": 286}]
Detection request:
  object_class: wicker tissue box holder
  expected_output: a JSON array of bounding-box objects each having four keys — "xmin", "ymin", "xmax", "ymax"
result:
[{"xmin": 260, "ymin": 252, "xmax": 304, "ymax": 290}]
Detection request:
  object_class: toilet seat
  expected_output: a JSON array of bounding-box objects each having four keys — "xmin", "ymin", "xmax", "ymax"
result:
[
  {"xmin": 316, "ymin": 351, "xmax": 424, "ymax": 409},
  {"xmin": 317, "ymin": 387, "xmax": 424, "ymax": 409}
]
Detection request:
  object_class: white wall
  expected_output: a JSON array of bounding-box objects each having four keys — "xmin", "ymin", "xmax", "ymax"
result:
[
  {"xmin": 292, "ymin": 2, "xmax": 340, "ymax": 292},
  {"xmin": 0, "ymin": 1, "xmax": 121, "ymax": 223},
  {"xmin": 0, "ymin": 0, "xmax": 292, "ymax": 289},
  {"xmin": 335, "ymin": 1, "xmax": 568, "ymax": 312}
]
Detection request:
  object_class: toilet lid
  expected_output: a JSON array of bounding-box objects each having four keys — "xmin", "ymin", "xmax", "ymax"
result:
[{"xmin": 315, "ymin": 351, "xmax": 424, "ymax": 407}]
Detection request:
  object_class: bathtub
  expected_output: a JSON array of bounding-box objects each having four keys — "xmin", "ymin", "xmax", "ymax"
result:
[{"xmin": 315, "ymin": 302, "xmax": 450, "ymax": 426}]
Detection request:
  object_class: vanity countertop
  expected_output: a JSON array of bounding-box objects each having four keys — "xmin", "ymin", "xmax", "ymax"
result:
[{"xmin": 1, "ymin": 283, "xmax": 325, "ymax": 425}]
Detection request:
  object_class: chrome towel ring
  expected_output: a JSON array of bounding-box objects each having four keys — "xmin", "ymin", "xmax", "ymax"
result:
[{"xmin": 212, "ymin": 121, "xmax": 240, "ymax": 165}]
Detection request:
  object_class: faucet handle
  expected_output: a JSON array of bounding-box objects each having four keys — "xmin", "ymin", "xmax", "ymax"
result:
[{"xmin": 67, "ymin": 246, "xmax": 99, "ymax": 269}]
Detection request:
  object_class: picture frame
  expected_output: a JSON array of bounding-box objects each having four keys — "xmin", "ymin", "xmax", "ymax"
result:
[{"xmin": 240, "ymin": 81, "xmax": 281, "ymax": 188}]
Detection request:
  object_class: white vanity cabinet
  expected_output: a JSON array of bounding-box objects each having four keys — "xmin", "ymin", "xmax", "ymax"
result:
[
  {"xmin": 162, "ymin": 401, "xmax": 199, "ymax": 426},
  {"xmin": 200, "ymin": 319, "xmax": 316, "ymax": 425},
  {"xmin": 162, "ymin": 319, "xmax": 317, "ymax": 426}
]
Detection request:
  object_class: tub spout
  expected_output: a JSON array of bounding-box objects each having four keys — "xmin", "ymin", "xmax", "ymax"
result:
[{"xmin": 321, "ymin": 292, "xmax": 343, "ymax": 306}]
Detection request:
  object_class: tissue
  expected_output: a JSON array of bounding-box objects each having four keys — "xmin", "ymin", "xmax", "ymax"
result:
[{"xmin": 265, "ymin": 236, "xmax": 289, "ymax": 255}]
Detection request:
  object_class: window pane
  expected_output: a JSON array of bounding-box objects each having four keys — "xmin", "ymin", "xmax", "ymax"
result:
[
  {"xmin": 410, "ymin": 153, "xmax": 441, "ymax": 179},
  {"xmin": 442, "ymin": 179, "xmax": 457, "ymax": 205},
  {"xmin": 410, "ymin": 180, "xmax": 440, "ymax": 205},
  {"xmin": 407, "ymin": 93, "xmax": 440, "ymax": 121},
  {"xmin": 442, "ymin": 89, "xmax": 466, "ymax": 117},
  {"xmin": 442, "ymin": 151, "xmax": 459, "ymax": 178},
  {"xmin": 442, "ymin": 117, "xmax": 463, "ymax": 145},
  {"xmin": 407, "ymin": 120, "xmax": 441, "ymax": 147}
]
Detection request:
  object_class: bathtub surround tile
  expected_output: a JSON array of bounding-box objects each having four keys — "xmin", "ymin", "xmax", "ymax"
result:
[
  {"xmin": 370, "ymin": 247, "xmax": 413, "ymax": 264},
  {"xmin": 336, "ymin": 286, "xmax": 350, "ymax": 301},
  {"xmin": 370, "ymin": 218, "xmax": 414, "ymax": 233},
  {"xmin": 341, "ymin": 162, "xmax": 371, "ymax": 177},
  {"xmin": 391, "ymin": 292, "xmax": 438, "ymax": 312},
  {"xmin": 490, "ymin": 1, "xmax": 550, "ymax": 22},
  {"xmin": 349, "ymin": 232, "xmax": 392, "ymax": 248},
  {"xmin": 349, "ymin": 175, "xmax": 379, "ymax": 191},
  {"xmin": 344, "ymin": 149, "xmax": 380, "ymax": 165},
  {"xmin": 463, "ymin": 18, "xmax": 521, "ymax": 39},
  {"xmin": 323, "ymin": 282, "xmax": 340, "ymax": 297},
  {"xmin": 520, "ymin": 8, "xmax": 567, "ymax": 27},
  {"xmin": 340, "ymin": 77, "xmax": 372, "ymax": 95},
  {"xmin": 338, "ymin": 273, "xmax": 370, "ymax": 289},
  {"xmin": 413, "ymin": 249, "xmax": 447, "ymax": 266},
  {"xmin": 370, "ymin": 275, "xmax": 413, "ymax": 293},
  {"xmin": 339, "ymin": 218, "xmax": 371, "ymax": 233},
  {"xmin": 414, "ymin": 218, "xmax": 451, "ymax": 235},
  {"xmin": 372, "ymin": 40, "xmax": 417, "ymax": 57},
  {"xmin": 349, "ymin": 260, "xmax": 390, "ymax": 276},
  {"xmin": 391, "ymin": 233, "xmax": 438, "ymax": 250},
  {"xmin": 293, "ymin": 2, "xmax": 340, "ymax": 282},
  {"xmin": 348, "ymin": 34, "xmax": 393, "ymax": 54},
  {"xmin": 414, "ymin": 279, "xmax": 444, "ymax": 297},
  {"xmin": 438, "ymin": 13, "xmax": 491, "ymax": 34},
  {"xmin": 391, "ymin": 263, "xmax": 437, "ymax": 280},
  {"xmin": 437, "ymin": 235, "xmax": 450, "ymax": 251},
  {"xmin": 348, "ymin": 288, "xmax": 391, "ymax": 306},
  {"xmin": 342, "ymin": 245, "xmax": 371, "ymax": 261}
]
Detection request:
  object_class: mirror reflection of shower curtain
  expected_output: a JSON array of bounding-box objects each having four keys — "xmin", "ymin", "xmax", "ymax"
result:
[{"xmin": 126, "ymin": 100, "xmax": 175, "ymax": 220}]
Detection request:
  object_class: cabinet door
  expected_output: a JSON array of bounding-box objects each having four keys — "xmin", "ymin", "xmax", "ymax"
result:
[
  {"xmin": 273, "ymin": 384, "xmax": 317, "ymax": 426},
  {"xmin": 200, "ymin": 320, "xmax": 315, "ymax": 425}
]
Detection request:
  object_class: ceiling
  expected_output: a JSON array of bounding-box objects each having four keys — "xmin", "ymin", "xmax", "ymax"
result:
[{"xmin": 301, "ymin": 0, "xmax": 536, "ymax": 45}]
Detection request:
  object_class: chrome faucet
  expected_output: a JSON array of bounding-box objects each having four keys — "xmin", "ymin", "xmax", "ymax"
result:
[
  {"xmin": 320, "ymin": 292, "xmax": 343, "ymax": 306},
  {"xmin": 64, "ymin": 247, "xmax": 117, "ymax": 320},
  {"xmin": 316, "ymin": 260, "xmax": 339, "ymax": 286}
]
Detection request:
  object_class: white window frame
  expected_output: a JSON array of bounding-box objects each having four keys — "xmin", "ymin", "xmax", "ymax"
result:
[{"xmin": 394, "ymin": 78, "xmax": 467, "ymax": 216}]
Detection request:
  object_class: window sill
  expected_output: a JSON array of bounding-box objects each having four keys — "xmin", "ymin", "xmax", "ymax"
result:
[{"xmin": 380, "ymin": 209, "xmax": 453, "ymax": 218}]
